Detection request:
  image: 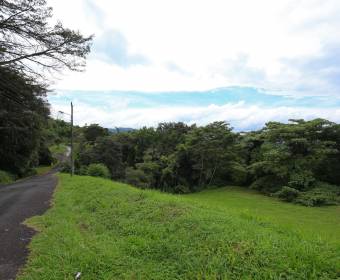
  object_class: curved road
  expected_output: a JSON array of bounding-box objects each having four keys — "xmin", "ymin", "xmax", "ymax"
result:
[{"xmin": 0, "ymin": 170, "xmax": 58, "ymax": 280}]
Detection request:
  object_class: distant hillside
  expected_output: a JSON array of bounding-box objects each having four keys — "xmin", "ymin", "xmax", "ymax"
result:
[{"xmin": 108, "ymin": 127, "xmax": 135, "ymax": 134}]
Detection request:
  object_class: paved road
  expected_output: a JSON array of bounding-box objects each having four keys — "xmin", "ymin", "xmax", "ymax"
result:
[{"xmin": 0, "ymin": 170, "xmax": 58, "ymax": 280}]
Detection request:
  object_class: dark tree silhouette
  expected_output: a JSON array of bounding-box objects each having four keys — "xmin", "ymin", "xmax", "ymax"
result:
[{"xmin": 0, "ymin": 0, "xmax": 93, "ymax": 78}]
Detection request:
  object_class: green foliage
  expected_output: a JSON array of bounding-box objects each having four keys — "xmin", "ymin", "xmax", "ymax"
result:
[
  {"xmin": 59, "ymin": 161, "xmax": 71, "ymax": 174},
  {"xmin": 0, "ymin": 170, "xmax": 15, "ymax": 184},
  {"xmin": 86, "ymin": 163, "xmax": 110, "ymax": 179},
  {"xmin": 288, "ymin": 170, "xmax": 316, "ymax": 191},
  {"xmin": 77, "ymin": 137, "xmax": 123, "ymax": 179},
  {"xmin": 229, "ymin": 162, "xmax": 248, "ymax": 186},
  {"xmin": 295, "ymin": 182, "xmax": 340, "ymax": 206},
  {"xmin": 49, "ymin": 144, "xmax": 67, "ymax": 155},
  {"xmin": 276, "ymin": 186, "xmax": 300, "ymax": 202},
  {"xmin": 124, "ymin": 167, "xmax": 150, "ymax": 188},
  {"xmin": 83, "ymin": 124, "xmax": 109, "ymax": 143},
  {"xmin": 18, "ymin": 175, "xmax": 340, "ymax": 279},
  {"xmin": 38, "ymin": 143, "xmax": 53, "ymax": 166},
  {"xmin": 73, "ymin": 119, "xmax": 340, "ymax": 206},
  {"xmin": 35, "ymin": 165, "xmax": 52, "ymax": 176},
  {"xmin": 250, "ymin": 175, "xmax": 284, "ymax": 193},
  {"xmin": 247, "ymin": 119, "xmax": 340, "ymax": 203},
  {"xmin": 45, "ymin": 120, "xmax": 71, "ymax": 146},
  {"xmin": 0, "ymin": 67, "xmax": 50, "ymax": 177}
]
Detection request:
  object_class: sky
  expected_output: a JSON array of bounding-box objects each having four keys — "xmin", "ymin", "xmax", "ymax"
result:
[{"xmin": 47, "ymin": 0, "xmax": 340, "ymax": 130}]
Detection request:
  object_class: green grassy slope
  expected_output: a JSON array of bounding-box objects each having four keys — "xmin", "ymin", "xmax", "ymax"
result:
[
  {"xmin": 185, "ymin": 186, "xmax": 340, "ymax": 244},
  {"xmin": 19, "ymin": 175, "xmax": 339, "ymax": 279}
]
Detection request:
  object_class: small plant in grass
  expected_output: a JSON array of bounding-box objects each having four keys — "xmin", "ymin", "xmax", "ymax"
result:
[{"xmin": 87, "ymin": 163, "xmax": 110, "ymax": 178}]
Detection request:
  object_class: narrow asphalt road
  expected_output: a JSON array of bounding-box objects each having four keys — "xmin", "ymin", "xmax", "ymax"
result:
[{"xmin": 0, "ymin": 169, "xmax": 58, "ymax": 280}]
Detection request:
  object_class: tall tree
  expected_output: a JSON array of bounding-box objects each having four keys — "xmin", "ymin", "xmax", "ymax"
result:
[
  {"xmin": 0, "ymin": 0, "xmax": 92, "ymax": 176},
  {"xmin": 0, "ymin": 66, "xmax": 49, "ymax": 175},
  {"xmin": 0, "ymin": 0, "xmax": 92, "ymax": 78}
]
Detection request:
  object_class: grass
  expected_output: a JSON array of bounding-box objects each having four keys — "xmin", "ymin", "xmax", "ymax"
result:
[
  {"xmin": 0, "ymin": 166, "xmax": 52, "ymax": 186},
  {"xmin": 185, "ymin": 186, "xmax": 340, "ymax": 244},
  {"xmin": 49, "ymin": 143, "xmax": 68, "ymax": 156},
  {"xmin": 0, "ymin": 170, "xmax": 14, "ymax": 185},
  {"xmin": 35, "ymin": 165, "xmax": 53, "ymax": 176},
  {"xmin": 19, "ymin": 174, "xmax": 340, "ymax": 279}
]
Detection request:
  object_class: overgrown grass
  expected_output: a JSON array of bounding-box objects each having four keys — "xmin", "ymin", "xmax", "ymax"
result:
[
  {"xmin": 0, "ymin": 166, "xmax": 51, "ymax": 186},
  {"xmin": 0, "ymin": 170, "xmax": 15, "ymax": 185},
  {"xmin": 35, "ymin": 165, "xmax": 53, "ymax": 176},
  {"xmin": 185, "ymin": 186, "xmax": 340, "ymax": 244},
  {"xmin": 19, "ymin": 175, "xmax": 340, "ymax": 279}
]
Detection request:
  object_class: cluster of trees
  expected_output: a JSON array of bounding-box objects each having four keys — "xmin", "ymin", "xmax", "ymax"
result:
[
  {"xmin": 0, "ymin": 0, "xmax": 91, "ymax": 178},
  {"xmin": 72, "ymin": 120, "xmax": 340, "ymax": 206}
]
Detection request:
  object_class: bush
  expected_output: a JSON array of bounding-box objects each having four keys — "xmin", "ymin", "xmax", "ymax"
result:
[
  {"xmin": 59, "ymin": 161, "xmax": 71, "ymax": 173},
  {"xmin": 87, "ymin": 163, "xmax": 110, "ymax": 179},
  {"xmin": 288, "ymin": 171, "xmax": 315, "ymax": 191},
  {"xmin": 78, "ymin": 165, "xmax": 88, "ymax": 176},
  {"xmin": 38, "ymin": 145, "xmax": 53, "ymax": 166},
  {"xmin": 0, "ymin": 170, "xmax": 15, "ymax": 185},
  {"xmin": 125, "ymin": 167, "xmax": 150, "ymax": 188},
  {"xmin": 295, "ymin": 182, "xmax": 340, "ymax": 206},
  {"xmin": 174, "ymin": 184, "xmax": 191, "ymax": 194},
  {"xmin": 276, "ymin": 186, "xmax": 300, "ymax": 202},
  {"xmin": 250, "ymin": 175, "xmax": 284, "ymax": 194}
]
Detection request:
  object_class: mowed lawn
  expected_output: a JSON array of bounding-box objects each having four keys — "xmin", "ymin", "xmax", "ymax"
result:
[
  {"xmin": 19, "ymin": 174, "xmax": 340, "ymax": 279},
  {"xmin": 185, "ymin": 187, "xmax": 340, "ymax": 244}
]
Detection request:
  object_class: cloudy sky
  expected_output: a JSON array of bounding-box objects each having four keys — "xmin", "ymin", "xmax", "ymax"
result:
[{"xmin": 47, "ymin": 0, "xmax": 340, "ymax": 130}]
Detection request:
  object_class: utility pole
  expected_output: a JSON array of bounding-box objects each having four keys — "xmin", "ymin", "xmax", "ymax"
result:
[
  {"xmin": 71, "ymin": 102, "xmax": 74, "ymax": 176},
  {"xmin": 58, "ymin": 105, "xmax": 74, "ymax": 176}
]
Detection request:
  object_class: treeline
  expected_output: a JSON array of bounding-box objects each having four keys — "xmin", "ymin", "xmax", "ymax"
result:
[{"xmin": 68, "ymin": 119, "xmax": 340, "ymax": 206}]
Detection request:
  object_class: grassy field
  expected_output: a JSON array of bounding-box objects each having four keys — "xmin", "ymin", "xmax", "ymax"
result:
[
  {"xmin": 19, "ymin": 175, "xmax": 340, "ymax": 279},
  {"xmin": 185, "ymin": 186, "xmax": 340, "ymax": 244}
]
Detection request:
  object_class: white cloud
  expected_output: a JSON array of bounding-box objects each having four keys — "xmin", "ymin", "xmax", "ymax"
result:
[
  {"xmin": 46, "ymin": 0, "xmax": 340, "ymax": 96},
  {"xmin": 50, "ymin": 100, "xmax": 340, "ymax": 131}
]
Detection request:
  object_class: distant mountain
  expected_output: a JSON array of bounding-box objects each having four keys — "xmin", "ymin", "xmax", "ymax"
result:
[{"xmin": 108, "ymin": 127, "xmax": 135, "ymax": 134}]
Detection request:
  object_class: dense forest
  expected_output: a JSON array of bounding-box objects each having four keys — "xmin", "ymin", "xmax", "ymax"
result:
[{"xmin": 50, "ymin": 119, "xmax": 339, "ymax": 207}]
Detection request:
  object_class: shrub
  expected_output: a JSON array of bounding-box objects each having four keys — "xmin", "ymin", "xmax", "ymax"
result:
[
  {"xmin": 174, "ymin": 184, "xmax": 191, "ymax": 194},
  {"xmin": 78, "ymin": 165, "xmax": 88, "ymax": 176},
  {"xmin": 250, "ymin": 175, "xmax": 284, "ymax": 194},
  {"xmin": 0, "ymin": 170, "xmax": 15, "ymax": 185},
  {"xmin": 125, "ymin": 167, "xmax": 150, "ymax": 189},
  {"xmin": 276, "ymin": 186, "xmax": 300, "ymax": 202},
  {"xmin": 87, "ymin": 163, "xmax": 110, "ymax": 179},
  {"xmin": 59, "ymin": 161, "xmax": 71, "ymax": 173},
  {"xmin": 288, "ymin": 171, "xmax": 315, "ymax": 191},
  {"xmin": 295, "ymin": 182, "xmax": 340, "ymax": 206},
  {"xmin": 38, "ymin": 145, "xmax": 53, "ymax": 166}
]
